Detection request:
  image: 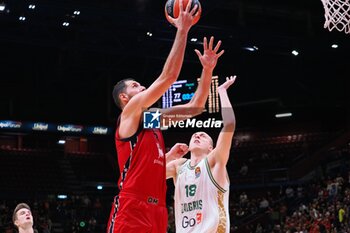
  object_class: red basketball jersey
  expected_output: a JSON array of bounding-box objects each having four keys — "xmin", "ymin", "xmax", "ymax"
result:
[{"xmin": 115, "ymin": 124, "xmax": 167, "ymax": 205}]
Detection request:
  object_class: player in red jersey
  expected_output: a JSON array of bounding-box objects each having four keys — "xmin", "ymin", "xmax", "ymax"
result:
[{"xmin": 107, "ymin": 1, "xmax": 224, "ymax": 232}]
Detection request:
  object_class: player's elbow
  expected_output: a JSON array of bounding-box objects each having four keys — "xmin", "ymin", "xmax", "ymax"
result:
[
  {"xmin": 186, "ymin": 104, "xmax": 205, "ymax": 117},
  {"xmin": 189, "ymin": 105, "xmax": 204, "ymax": 117},
  {"xmin": 189, "ymin": 98, "xmax": 206, "ymax": 110}
]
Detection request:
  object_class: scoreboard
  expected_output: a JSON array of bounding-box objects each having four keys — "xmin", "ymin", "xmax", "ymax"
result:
[
  {"xmin": 162, "ymin": 80, "xmax": 196, "ymax": 108},
  {"xmin": 161, "ymin": 77, "xmax": 220, "ymax": 113}
]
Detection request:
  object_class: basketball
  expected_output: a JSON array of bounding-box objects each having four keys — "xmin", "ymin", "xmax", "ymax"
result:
[{"xmin": 165, "ymin": 0, "xmax": 202, "ymax": 26}]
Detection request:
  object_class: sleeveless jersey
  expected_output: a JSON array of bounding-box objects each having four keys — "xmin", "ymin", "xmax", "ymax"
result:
[
  {"xmin": 174, "ymin": 158, "xmax": 230, "ymax": 233},
  {"xmin": 115, "ymin": 124, "xmax": 166, "ymax": 205}
]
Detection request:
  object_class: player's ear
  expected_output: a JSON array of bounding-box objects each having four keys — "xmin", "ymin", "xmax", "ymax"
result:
[
  {"xmin": 119, "ymin": 93, "xmax": 128, "ymax": 102},
  {"xmin": 14, "ymin": 219, "xmax": 19, "ymax": 227}
]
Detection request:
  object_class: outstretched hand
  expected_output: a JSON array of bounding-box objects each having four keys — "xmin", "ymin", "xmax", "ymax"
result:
[
  {"xmin": 218, "ymin": 76, "xmax": 236, "ymax": 92},
  {"xmin": 167, "ymin": 143, "xmax": 189, "ymax": 161},
  {"xmin": 167, "ymin": 0, "xmax": 199, "ymax": 32},
  {"xmin": 195, "ymin": 36, "xmax": 225, "ymax": 71}
]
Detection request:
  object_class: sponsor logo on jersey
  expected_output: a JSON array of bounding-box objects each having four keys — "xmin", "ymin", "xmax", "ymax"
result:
[
  {"xmin": 182, "ymin": 216, "xmax": 196, "ymax": 228},
  {"xmin": 195, "ymin": 166, "xmax": 201, "ymax": 178},
  {"xmin": 196, "ymin": 212, "xmax": 202, "ymax": 224},
  {"xmin": 181, "ymin": 200, "xmax": 202, "ymax": 214},
  {"xmin": 147, "ymin": 197, "xmax": 159, "ymax": 205}
]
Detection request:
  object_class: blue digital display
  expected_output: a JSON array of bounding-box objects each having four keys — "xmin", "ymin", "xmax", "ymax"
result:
[{"xmin": 162, "ymin": 80, "xmax": 196, "ymax": 108}]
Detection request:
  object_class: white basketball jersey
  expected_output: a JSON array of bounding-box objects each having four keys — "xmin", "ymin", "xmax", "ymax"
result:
[{"xmin": 174, "ymin": 158, "xmax": 230, "ymax": 233}]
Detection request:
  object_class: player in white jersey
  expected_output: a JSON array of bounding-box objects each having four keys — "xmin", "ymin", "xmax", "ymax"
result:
[{"xmin": 166, "ymin": 76, "xmax": 236, "ymax": 233}]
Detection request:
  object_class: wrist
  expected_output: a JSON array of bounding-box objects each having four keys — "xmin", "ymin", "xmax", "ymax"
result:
[
  {"xmin": 202, "ymin": 67, "xmax": 214, "ymax": 73},
  {"xmin": 166, "ymin": 151, "xmax": 174, "ymax": 159},
  {"xmin": 218, "ymin": 88, "xmax": 226, "ymax": 94},
  {"xmin": 176, "ymin": 27, "xmax": 190, "ymax": 35}
]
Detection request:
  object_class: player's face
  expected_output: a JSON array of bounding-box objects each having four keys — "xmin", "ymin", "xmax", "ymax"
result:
[
  {"xmin": 124, "ymin": 80, "xmax": 146, "ymax": 99},
  {"xmin": 15, "ymin": 208, "xmax": 33, "ymax": 229},
  {"xmin": 189, "ymin": 131, "xmax": 213, "ymax": 152}
]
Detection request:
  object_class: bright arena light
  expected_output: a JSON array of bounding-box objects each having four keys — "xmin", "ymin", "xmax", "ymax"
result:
[
  {"xmin": 275, "ymin": 112, "xmax": 292, "ymax": 118},
  {"xmin": 291, "ymin": 50, "xmax": 299, "ymax": 56},
  {"xmin": 0, "ymin": 3, "xmax": 5, "ymax": 11}
]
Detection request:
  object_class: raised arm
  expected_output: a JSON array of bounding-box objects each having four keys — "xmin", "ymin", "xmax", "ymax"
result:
[
  {"xmin": 208, "ymin": 76, "xmax": 236, "ymax": 166},
  {"xmin": 159, "ymin": 36, "xmax": 224, "ymax": 122},
  {"xmin": 119, "ymin": 0, "xmax": 198, "ymax": 138}
]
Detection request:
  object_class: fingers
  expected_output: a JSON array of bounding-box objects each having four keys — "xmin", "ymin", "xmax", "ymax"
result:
[
  {"xmin": 231, "ymin": 76, "xmax": 237, "ymax": 83},
  {"xmin": 180, "ymin": 145, "xmax": 189, "ymax": 152},
  {"xmin": 189, "ymin": 4, "xmax": 198, "ymax": 16},
  {"xmin": 179, "ymin": 0, "xmax": 184, "ymax": 12},
  {"xmin": 185, "ymin": 0, "xmax": 192, "ymax": 12},
  {"xmin": 183, "ymin": 0, "xmax": 198, "ymax": 16},
  {"xmin": 230, "ymin": 75, "xmax": 237, "ymax": 81},
  {"xmin": 213, "ymin": 40, "xmax": 222, "ymax": 53},
  {"xmin": 194, "ymin": 49, "xmax": 202, "ymax": 58},
  {"xmin": 192, "ymin": 7, "xmax": 200, "ymax": 17},
  {"xmin": 217, "ymin": 50, "xmax": 225, "ymax": 58},
  {"xmin": 218, "ymin": 76, "xmax": 237, "ymax": 90},
  {"xmin": 178, "ymin": 144, "xmax": 189, "ymax": 155},
  {"xmin": 202, "ymin": 36, "xmax": 224, "ymax": 57},
  {"xmin": 226, "ymin": 75, "xmax": 237, "ymax": 85},
  {"xmin": 203, "ymin": 37, "xmax": 208, "ymax": 50},
  {"xmin": 175, "ymin": 143, "xmax": 188, "ymax": 150},
  {"xmin": 167, "ymin": 15, "xmax": 175, "ymax": 24},
  {"xmin": 208, "ymin": 36, "xmax": 214, "ymax": 50}
]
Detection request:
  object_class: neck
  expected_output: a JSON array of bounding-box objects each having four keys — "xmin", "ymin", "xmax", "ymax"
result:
[
  {"xmin": 19, "ymin": 228, "xmax": 34, "ymax": 233},
  {"xmin": 190, "ymin": 151, "xmax": 207, "ymax": 166}
]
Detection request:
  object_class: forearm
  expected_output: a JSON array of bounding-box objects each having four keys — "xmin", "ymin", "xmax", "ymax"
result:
[
  {"xmin": 218, "ymin": 89, "xmax": 235, "ymax": 128},
  {"xmin": 166, "ymin": 151, "xmax": 177, "ymax": 164},
  {"xmin": 189, "ymin": 68, "xmax": 213, "ymax": 108},
  {"xmin": 161, "ymin": 29, "xmax": 189, "ymax": 81}
]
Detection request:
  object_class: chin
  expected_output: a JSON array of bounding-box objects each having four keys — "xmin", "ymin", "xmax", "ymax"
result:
[{"xmin": 189, "ymin": 145, "xmax": 200, "ymax": 151}]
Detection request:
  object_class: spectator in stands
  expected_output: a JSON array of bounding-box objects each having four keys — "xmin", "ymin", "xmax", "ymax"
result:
[
  {"xmin": 239, "ymin": 192, "xmax": 248, "ymax": 207},
  {"xmin": 255, "ymin": 223, "xmax": 263, "ymax": 233},
  {"xmin": 297, "ymin": 185, "xmax": 304, "ymax": 199},
  {"xmin": 12, "ymin": 203, "xmax": 37, "ymax": 233},
  {"xmin": 285, "ymin": 186, "xmax": 294, "ymax": 199},
  {"xmin": 338, "ymin": 203, "xmax": 346, "ymax": 229},
  {"xmin": 259, "ymin": 198, "xmax": 269, "ymax": 211}
]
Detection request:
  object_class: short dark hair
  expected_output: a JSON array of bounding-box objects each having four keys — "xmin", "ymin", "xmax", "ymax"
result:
[
  {"xmin": 112, "ymin": 78, "xmax": 134, "ymax": 109},
  {"xmin": 12, "ymin": 203, "xmax": 31, "ymax": 225}
]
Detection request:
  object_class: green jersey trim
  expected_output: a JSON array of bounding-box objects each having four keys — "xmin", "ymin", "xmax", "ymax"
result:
[{"xmin": 205, "ymin": 158, "xmax": 227, "ymax": 193}]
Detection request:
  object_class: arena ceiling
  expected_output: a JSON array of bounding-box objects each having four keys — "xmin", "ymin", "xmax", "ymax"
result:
[{"xmin": 0, "ymin": 0, "xmax": 349, "ymax": 129}]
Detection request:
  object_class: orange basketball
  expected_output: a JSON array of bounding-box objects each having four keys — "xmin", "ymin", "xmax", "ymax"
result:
[{"xmin": 165, "ymin": 0, "xmax": 202, "ymax": 26}]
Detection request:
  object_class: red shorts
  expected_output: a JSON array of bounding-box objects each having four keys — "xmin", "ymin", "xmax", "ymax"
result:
[{"xmin": 107, "ymin": 195, "xmax": 168, "ymax": 233}]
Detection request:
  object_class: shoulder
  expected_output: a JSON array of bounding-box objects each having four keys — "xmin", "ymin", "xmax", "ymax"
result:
[
  {"xmin": 175, "ymin": 158, "xmax": 188, "ymax": 172},
  {"xmin": 177, "ymin": 158, "xmax": 188, "ymax": 167}
]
